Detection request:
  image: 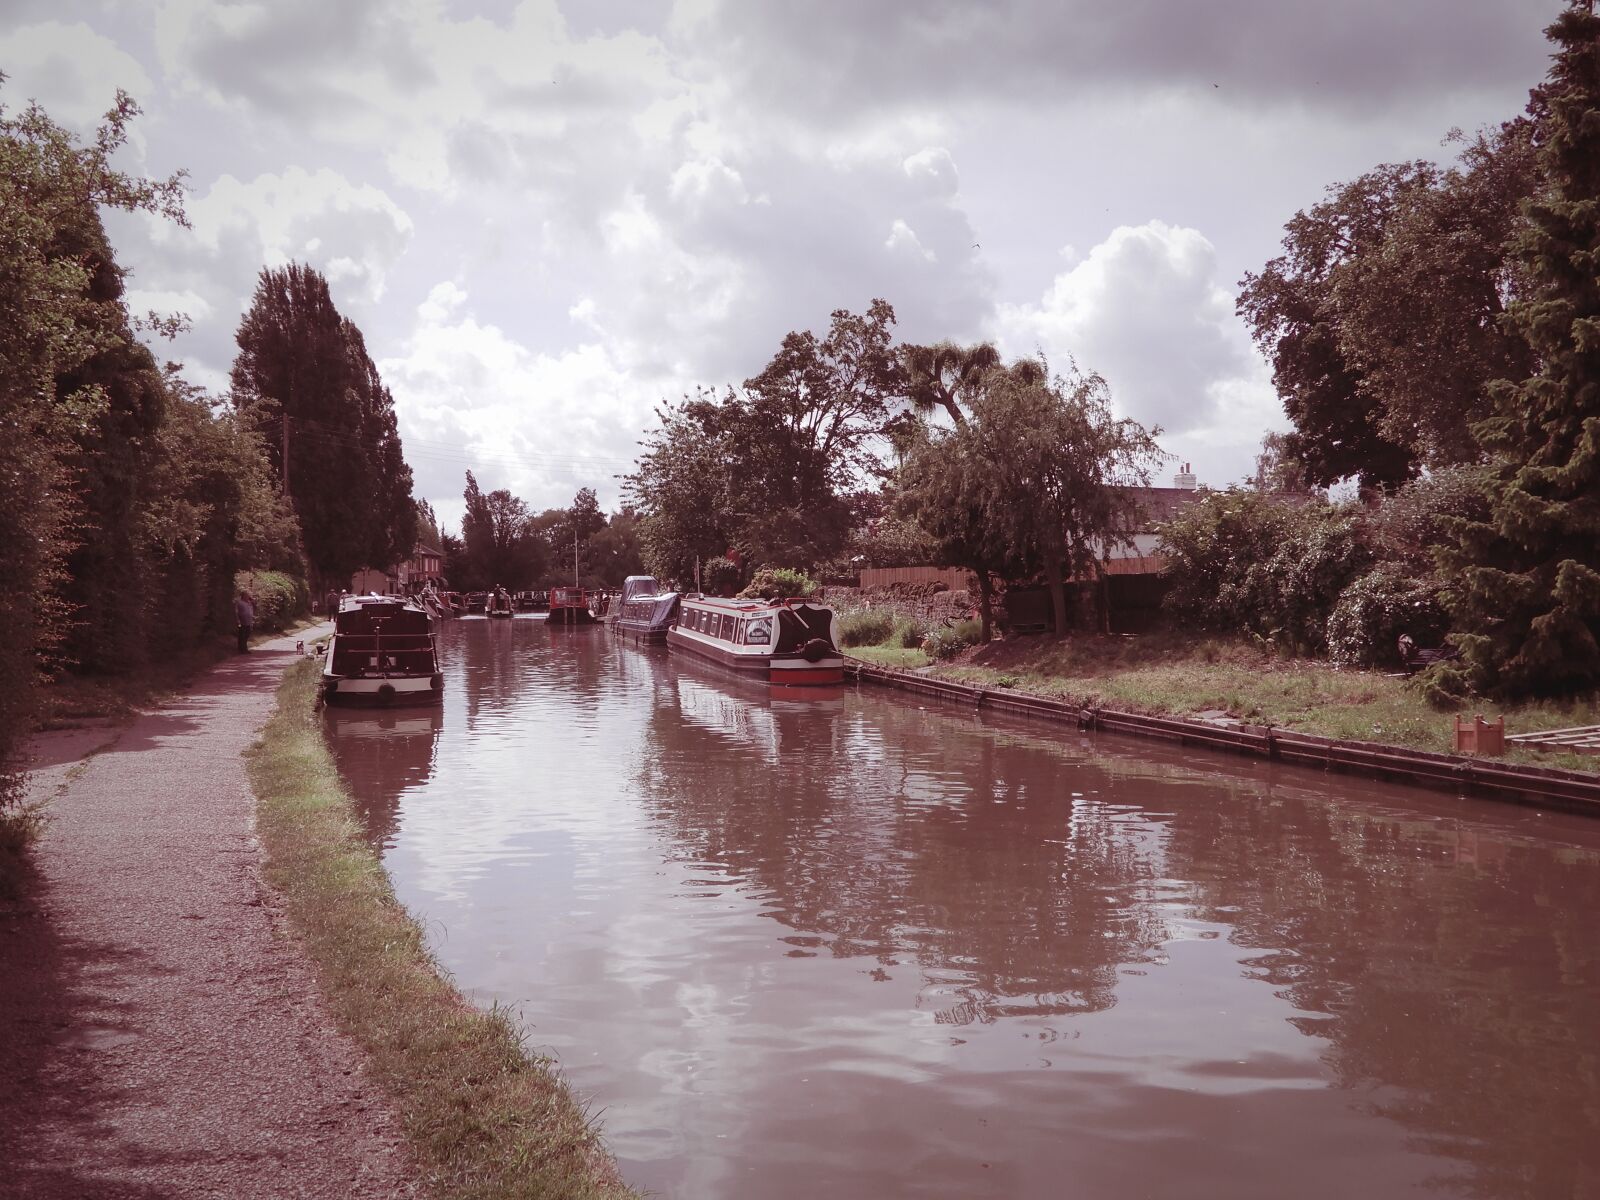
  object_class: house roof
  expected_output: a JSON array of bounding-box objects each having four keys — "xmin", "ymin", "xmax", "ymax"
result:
[{"xmin": 1118, "ymin": 486, "xmax": 1203, "ymax": 530}]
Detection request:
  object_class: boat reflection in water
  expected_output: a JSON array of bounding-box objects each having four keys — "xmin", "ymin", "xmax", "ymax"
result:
[{"xmin": 322, "ymin": 707, "xmax": 443, "ymax": 848}]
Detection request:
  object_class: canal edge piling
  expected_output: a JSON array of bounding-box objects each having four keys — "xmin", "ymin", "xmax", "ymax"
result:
[{"xmin": 844, "ymin": 660, "xmax": 1600, "ymax": 816}]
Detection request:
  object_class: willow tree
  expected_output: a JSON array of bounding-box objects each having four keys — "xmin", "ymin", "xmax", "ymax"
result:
[
  {"xmin": 1445, "ymin": 1, "xmax": 1600, "ymax": 696},
  {"xmin": 966, "ymin": 363, "xmax": 1163, "ymax": 635}
]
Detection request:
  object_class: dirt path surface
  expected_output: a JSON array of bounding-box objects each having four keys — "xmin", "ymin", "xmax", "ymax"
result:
[{"xmin": 0, "ymin": 632, "xmax": 415, "ymax": 1199}]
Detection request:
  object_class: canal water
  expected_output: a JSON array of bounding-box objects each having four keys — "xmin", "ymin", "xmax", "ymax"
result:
[{"xmin": 326, "ymin": 619, "xmax": 1600, "ymax": 1199}]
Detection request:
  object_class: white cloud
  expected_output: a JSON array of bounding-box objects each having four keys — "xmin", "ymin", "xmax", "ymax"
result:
[
  {"xmin": 995, "ymin": 220, "xmax": 1281, "ymax": 488},
  {"xmin": 379, "ymin": 283, "xmax": 670, "ymax": 526},
  {"xmin": 996, "ymin": 221, "xmax": 1257, "ymax": 434},
  {"xmin": 0, "ymin": 20, "xmax": 153, "ymax": 129}
]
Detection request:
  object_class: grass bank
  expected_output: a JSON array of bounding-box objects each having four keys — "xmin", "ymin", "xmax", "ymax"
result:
[
  {"xmin": 247, "ymin": 660, "xmax": 635, "ymax": 1200},
  {"xmin": 854, "ymin": 630, "xmax": 1600, "ymax": 775}
]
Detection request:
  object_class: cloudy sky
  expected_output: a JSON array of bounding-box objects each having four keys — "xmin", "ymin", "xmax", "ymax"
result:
[{"xmin": 1, "ymin": 0, "xmax": 1556, "ymax": 531}]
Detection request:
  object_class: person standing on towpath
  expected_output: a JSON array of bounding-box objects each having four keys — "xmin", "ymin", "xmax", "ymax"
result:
[
  {"xmin": 0, "ymin": 626, "xmax": 414, "ymax": 1198},
  {"xmin": 234, "ymin": 590, "xmax": 255, "ymax": 653}
]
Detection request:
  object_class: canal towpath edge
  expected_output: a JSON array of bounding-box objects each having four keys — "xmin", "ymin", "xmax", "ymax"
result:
[{"xmin": 0, "ymin": 627, "xmax": 417, "ymax": 1198}]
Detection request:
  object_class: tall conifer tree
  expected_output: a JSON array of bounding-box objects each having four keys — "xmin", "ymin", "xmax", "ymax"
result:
[
  {"xmin": 1447, "ymin": 1, "xmax": 1600, "ymax": 695},
  {"xmin": 231, "ymin": 264, "xmax": 414, "ymax": 588}
]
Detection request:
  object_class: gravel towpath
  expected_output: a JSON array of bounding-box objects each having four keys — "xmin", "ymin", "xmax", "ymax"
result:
[{"xmin": 0, "ymin": 631, "xmax": 415, "ymax": 1199}]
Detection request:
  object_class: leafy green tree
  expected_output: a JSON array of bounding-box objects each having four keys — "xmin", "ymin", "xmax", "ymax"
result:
[
  {"xmin": 459, "ymin": 471, "xmax": 541, "ymax": 589},
  {"xmin": 0, "ymin": 85, "xmax": 185, "ymax": 787},
  {"xmin": 627, "ymin": 391, "xmax": 743, "ymax": 582},
  {"xmin": 1445, "ymin": 2, "xmax": 1600, "ymax": 696},
  {"xmin": 1239, "ymin": 121, "xmax": 1538, "ymax": 487},
  {"xmin": 230, "ymin": 263, "xmax": 414, "ymax": 588},
  {"xmin": 586, "ymin": 508, "xmax": 645, "ymax": 587},
  {"xmin": 630, "ymin": 302, "xmax": 904, "ymax": 581}
]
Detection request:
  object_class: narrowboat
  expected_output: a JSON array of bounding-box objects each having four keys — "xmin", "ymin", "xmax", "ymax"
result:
[
  {"xmin": 613, "ymin": 575, "xmax": 680, "ymax": 642},
  {"xmin": 548, "ymin": 586, "xmax": 598, "ymax": 626},
  {"xmin": 487, "ymin": 588, "xmax": 515, "ymax": 618},
  {"xmin": 666, "ymin": 595, "xmax": 843, "ymax": 686},
  {"xmin": 321, "ymin": 595, "xmax": 443, "ymax": 706}
]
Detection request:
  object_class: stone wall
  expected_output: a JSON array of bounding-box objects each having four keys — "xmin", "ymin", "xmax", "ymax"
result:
[{"xmin": 822, "ymin": 581, "xmax": 976, "ymax": 628}]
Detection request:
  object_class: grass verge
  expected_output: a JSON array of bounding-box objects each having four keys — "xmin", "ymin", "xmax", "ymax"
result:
[
  {"xmin": 915, "ymin": 633, "xmax": 1600, "ymax": 775},
  {"xmin": 247, "ymin": 660, "xmax": 636, "ymax": 1200}
]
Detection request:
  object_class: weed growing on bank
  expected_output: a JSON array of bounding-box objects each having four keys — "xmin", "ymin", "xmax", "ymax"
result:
[{"xmin": 247, "ymin": 662, "xmax": 635, "ymax": 1200}]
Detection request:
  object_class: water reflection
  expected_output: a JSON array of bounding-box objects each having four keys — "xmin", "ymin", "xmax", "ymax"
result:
[
  {"xmin": 332, "ymin": 622, "xmax": 1600, "ymax": 1199},
  {"xmin": 322, "ymin": 706, "xmax": 442, "ymax": 846}
]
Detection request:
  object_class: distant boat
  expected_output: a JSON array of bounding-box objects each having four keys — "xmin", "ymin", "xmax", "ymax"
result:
[
  {"xmin": 613, "ymin": 575, "xmax": 680, "ymax": 643},
  {"xmin": 667, "ymin": 595, "xmax": 843, "ymax": 686},
  {"xmin": 548, "ymin": 586, "xmax": 598, "ymax": 626},
  {"xmin": 487, "ymin": 589, "xmax": 515, "ymax": 618},
  {"xmin": 321, "ymin": 595, "xmax": 442, "ymax": 706}
]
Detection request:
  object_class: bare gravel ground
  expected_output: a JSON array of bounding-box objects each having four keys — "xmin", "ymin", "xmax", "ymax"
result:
[{"xmin": 0, "ymin": 632, "xmax": 415, "ymax": 1199}]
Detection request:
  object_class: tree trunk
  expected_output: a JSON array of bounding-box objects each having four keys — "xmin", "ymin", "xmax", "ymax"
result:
[{"xmin": 1044, "ymin": 552, "xmax": 1068, "ymax": 638}]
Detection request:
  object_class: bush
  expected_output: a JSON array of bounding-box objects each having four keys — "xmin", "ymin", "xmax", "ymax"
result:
[
  {"xmin": 895, "ymin": 618, "xmax": 926, "ymax": 649},
  {"xmin": 924, "ymin": 618, "xmax": 984, "ymax": 660},
  {"xmin": 1158, "ymin": 490, "xmax": 1371, "ymax": 654},
  {"xmin": 738, "ymin": 566, "xmax": 818, "ymax": 600},
  {"xmin": 1412, "ymin": 661, "xmax": 1474, "ymax": 711},
  {"xmin": 237, "ymin": 570, "xmax": 307, "ymax": 633},
  {"xmin": 1327, "ymin": 567, "xmax": 1449, "ymax": 667},
  {"xmin": 701, "ymin": 556, "xmax": 742, "ymax": 596},
  {"xmin": 839, "ymin": 610, "xmax": 895, "ymax": 648}
]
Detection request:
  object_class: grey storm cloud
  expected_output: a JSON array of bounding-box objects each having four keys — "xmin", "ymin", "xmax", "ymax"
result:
[{"xmin": 684, "ymin": 0, "xmax": 1552, "ymax": 117}]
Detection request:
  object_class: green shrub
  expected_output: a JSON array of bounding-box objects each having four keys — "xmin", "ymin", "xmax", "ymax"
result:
[
  {"xmin": 1158, "ymin": 490, "xmax": 1371, "ymax": 654},
  {"xmin": 701, "ymin": 556, "xmax": 742, "ymax": 596},
  {"xmin": 738, "ymin": 566, "xmax": 817, "ymax": 600},
  {"xmin": 895, "ymin": 618, "xmax": 926, "ymax": 649},
  {"xmin": 924, "ymin": 618, "xmax": 984, "ymax": 660},
  {"xmin": 237, "ymin": 570, "xmax": 307, "ymax": 632},
  {"xmin": 1412, "ymin": 661, "xmax": 1473, "ymax": 711},
  {"xmin": 1327, "ymin": 567, "xmax": 1449, "ymax": 667},
  {"xmin": 839, "ymin": 610, "xmax": 895, "ymax": 648}
]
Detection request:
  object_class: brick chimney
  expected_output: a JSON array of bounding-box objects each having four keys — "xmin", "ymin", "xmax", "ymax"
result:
[{"xmin": 1174, "ymin": 462, "xmax": 1197, "ymax": 489}]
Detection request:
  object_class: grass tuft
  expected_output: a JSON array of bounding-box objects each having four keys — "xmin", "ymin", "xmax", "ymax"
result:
[{"xmin": 247, "ymin": 661, "xmax": 636, "ymax": 1200}]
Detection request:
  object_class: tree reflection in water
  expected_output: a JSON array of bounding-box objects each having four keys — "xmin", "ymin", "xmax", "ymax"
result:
[
  {"xmin": 637, "ymin": 659, "xmax": 1175, "ymax": 1029},
  {"xmin": 1161, "ymin": 783, "xmax": 1600, "ymax": 1198},
  {"xmin": 634, "ymin": 659, "xmax": 1600, "ymax": 1197}
]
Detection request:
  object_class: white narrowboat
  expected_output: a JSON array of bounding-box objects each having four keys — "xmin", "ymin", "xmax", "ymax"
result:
[
  {"xmin": 321, "ymin": 595, "xmax": 443, "ymax": 706},
  {"xmin": 666, "ymin": 595, "xmax": 843, "ymax": 686}
]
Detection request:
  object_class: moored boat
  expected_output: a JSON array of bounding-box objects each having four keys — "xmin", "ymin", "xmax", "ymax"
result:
[
  {"xmin": 666, "ymin": 595, "xmax": 843, "ymax": 686},
  {"xmin": 548, "ymin": 586, "xmax": 598, "ymax": 626},
  {"xmin": 321, "ymin": 594, "xmax": 443, "ymax": 706},
  {"xmin": 613, "ymin": 575, "xmax": 680, "ymax": 642}
]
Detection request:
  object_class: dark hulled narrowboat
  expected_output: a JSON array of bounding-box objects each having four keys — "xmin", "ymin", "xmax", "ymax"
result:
[
  {"xmin": 321, "ymin": 595, "xmax": 443, "ymax": 706},
  {"xmin": 613, "ymin": 575, "xmax": 680, "ymax": 642}
]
